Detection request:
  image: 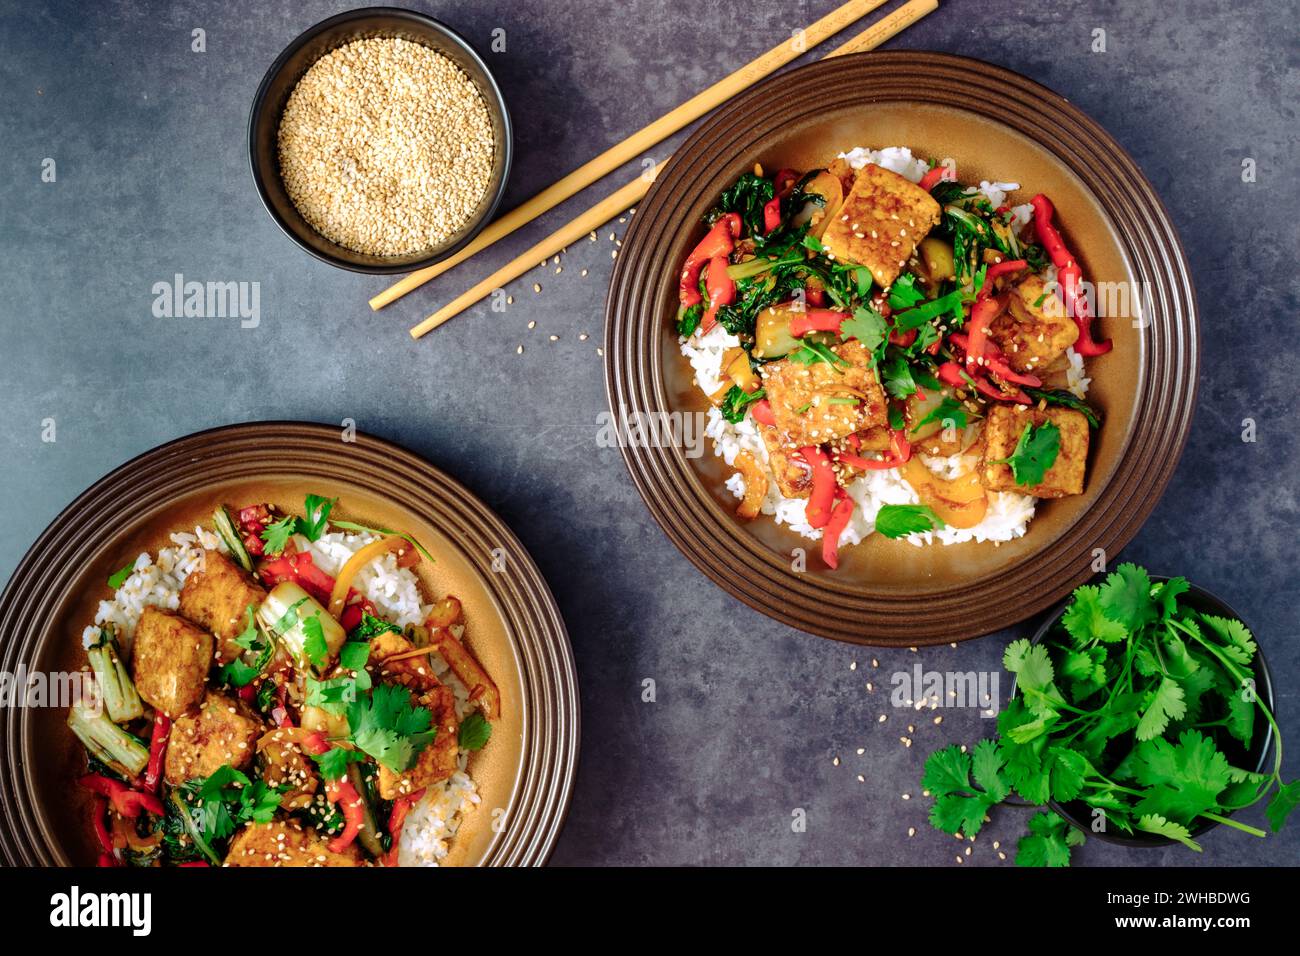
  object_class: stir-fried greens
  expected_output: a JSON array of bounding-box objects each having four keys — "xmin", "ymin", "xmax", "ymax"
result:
[{"xmin": 71, "ymin": 495, "xmax": 499, "ymax": 867}]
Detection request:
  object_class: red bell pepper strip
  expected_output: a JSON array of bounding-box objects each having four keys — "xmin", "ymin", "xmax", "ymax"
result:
[
  {"xmin": 798, "ymin": 446, "xmax": 838, "ymax": 529},
  {"xmin": 1030, "ymin": 194, "xmax": 1112, "ymax": 356},
  {"xmin": 918, "ymin": 165, "xmax": 951, "ymax": 192},
  {"xmin": 679, "ymin": 214, "xmax": 740, "ymax": 308},
  {"xmin": 821, "ymin": 492, "xmax": 855, "ymax": 570},
  {"xmin": 699, "ymin": 254, "xmax": 737, "ymax": 334},
  {"xmin": 937, "ymin": 361, "xmax": 968, "ymax": 387},
  {"xmin": 805, "ymin": 286, "xmax": 826, "ymax": 307},
  {"xmin": 964, "ymin": 296, "xmax": 1004, "ymax": 377},
  {"xmin": 326, "ymin": 778, "xmax": 366, "ymax": 854},
  {"xmin": 979, "ymin": 258, "xmax": 1027, "ymax": 296},
  {"xmin": 762, "ymin": 196, "xmax": 782, "ymax": 234},
  {"xmin": 889, "ymin": 327, "xmax": 918, "ymax": 348},
  {"xmin": 97, "ymin": 853, "xmax": 120, "ymax": 868},
  {"xmin": 835, "ymin": 428, "xmax": 912, "ymax": 471},
  {"xmin": 237, "ymin": 504, "xmax": 271, "ymax": 530},
  {"xmin": 382, "ymin": 787, "xmax": 428, "ymax": 867},
  {"xmin": 748, "ymin": 399, "xmax": 777, "ymax": 427},
  {"xmin": 90, "ymin": 795, "xmax": 114, "ymax": 854},
  {"xmin": 301, "ymin": 731, "xmax": 330, "ymax": 757},
  {"xmin": 789, "ymin": 309, "xmax": 850, "ymax": 337},
  {"xmin": 949, "ymin": 333, "xmax": 1042, "ymax": 387},
  {"xmin": 258, "ymin": 551, "xmax": 336, "ymax": 604},
  {"xmin": 143, "ymin": 713, "xmax": 171, "ymax": 794},
  {"xmin": 78, "ymin": 774, "xmax": 165, "ymax": 819},
  {"xmin": 939, "ymin": 360, "xmax": 1030, "ymax": 404}
]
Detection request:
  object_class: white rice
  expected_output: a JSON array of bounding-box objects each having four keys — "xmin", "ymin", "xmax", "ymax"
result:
[
  {"xmin": 81, "ymin": 516, "xmax": 481, "ymax": 867},
  {"xmin": 694, "ymin": 146, "xmax": 1095, "ymax": 555}
]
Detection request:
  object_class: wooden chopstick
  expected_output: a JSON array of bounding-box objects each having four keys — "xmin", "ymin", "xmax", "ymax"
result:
[
  {"xmin": 409, "ymin": 0, "xmax": 937, "ymax": 339},
  {"xmin": 373, "ymin": 0, "xmax": 890, "ymax": 313}
]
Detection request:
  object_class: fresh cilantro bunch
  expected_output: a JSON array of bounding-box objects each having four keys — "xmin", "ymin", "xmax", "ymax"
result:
[{"xmin": 921, "ymin": 564, "xmax": 1298, "ymax": 865}]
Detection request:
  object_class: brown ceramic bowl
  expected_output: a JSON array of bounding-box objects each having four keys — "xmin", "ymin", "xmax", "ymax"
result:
[
  {"xmin": 605, "ymin": 52, "xmax": 1199, "ymax": 647},
  {"xmin": 0, "ymin": 422, "xmax": 578, "ymax": 866}
]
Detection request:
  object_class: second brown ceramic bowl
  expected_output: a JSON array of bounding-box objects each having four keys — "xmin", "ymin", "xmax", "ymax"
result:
[
  {"xmin": 605, "ymin": 52, "xmax": 1199, "ymax": 646},
  {"xmin": 0, "ymin": 422, "xmax": 578, "ymax": 866}
]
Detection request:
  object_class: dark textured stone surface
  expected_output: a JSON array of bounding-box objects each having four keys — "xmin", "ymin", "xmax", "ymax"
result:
[{"xmin": 1, "ymin": 1, "xmax": 1296, "ymax": 866}]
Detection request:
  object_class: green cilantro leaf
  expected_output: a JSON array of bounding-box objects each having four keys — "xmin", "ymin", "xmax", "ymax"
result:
[
  {"xmin": 311, "ymin": 746, "xmax": 364, "ymax": 782},
  {"xmin": 1266, "ymin": 780, "xmax": 1300, "ymax": 832},
  {"xmin": 1136, "ymin": 813, "xmax": 1202, "ymax": 851},
  {"xmin": 991, "ymin": 421, "xmax": 1060, "ymax": 487},
  {"xmin": 1097, "ymin": 563, "xmax": 1157, "ymax": 633},
  {"xmin": 873, "ymin": 504, "xmax": 945, "ymax": 539},
  {"xmin": 910, "ymin": 396, "xmax": 968, "ymax": 434},
  {"xmin": 302, "ymin": 615, "xmax": 329, "ymax": 669},
  {"xmin": 458, "ymin": 712, "xmax": 493, "ymax": 751},
  {"xmin": 1015, "ymin": 811, "xmax": 1082, "ymax": 867},
  {"xmin": 260, "ymin": 515, "xmax": 297, "ymax": 556},
  {"xmin": 879, "ymin": 355, "xmax": 917, "ymax": 399},
  {"xmin": 887, "ymin": 273, "xmax": 925, "ymax": 310},
  {"xmin": 297, "ymin": 495, "xmax": 337, "ymax": 541},
  {"xmin": 1199, "ymin": 613, "xmax": 1257, "ymax": 667},
  {"xmin": 1136, "ymin": 676, "xmax": 1187, "ymax": 741},
  {"xmin": 839, "ymin": 305, "xmax": 887, "ymax": 353},
  {"xmin": 1061, "ymin": 584, "xmax": 1128, "ymax": 644}
]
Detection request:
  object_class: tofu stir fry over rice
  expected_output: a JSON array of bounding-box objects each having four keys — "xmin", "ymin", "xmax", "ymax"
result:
[
  {"xmin": 677, "ymin": 146, "xmax": 1111, "ymax": 569},
  {"xmin": 69, "ymin": 496, "xmax": 499, "ymax": 867}
]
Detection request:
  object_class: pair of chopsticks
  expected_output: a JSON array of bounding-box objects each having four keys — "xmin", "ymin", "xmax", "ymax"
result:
[{"xmin": 382, "ymin": 0, "xmax": 939, "ymax": 339}]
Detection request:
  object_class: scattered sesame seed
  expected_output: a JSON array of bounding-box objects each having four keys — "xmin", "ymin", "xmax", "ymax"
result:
[
  {"xmin": 515, "ymin": 345, "xmax": 523, "ymax": 354},
  {"xmin": 533, "ymin": 283, "xmax": 541, "ymax": 293},
  {"xmin": 527, "ymin": 320, "xmax": 536, "ymax": 329}
]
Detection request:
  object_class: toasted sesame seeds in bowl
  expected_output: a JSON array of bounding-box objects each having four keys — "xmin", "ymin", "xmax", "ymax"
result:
[{"xmin": 248, "ymin": 7, "xmax": 512, "ymax": 274}]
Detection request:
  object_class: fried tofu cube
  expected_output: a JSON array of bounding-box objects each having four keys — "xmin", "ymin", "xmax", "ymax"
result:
[
  {"xmin": 224, "ymin": 820, "xmax": 362, "ymax": 867},
  {"xmin": 367, "ymin": 632, "xmax": 440, "ymax": 693},
  {"xmin": 377, "ymin": 684, "xmax": 460, "ymax": 800},
  {"xmin": 758, "ymin": 424, "xmax": 812, "ymax": 499},
  {"xmin": 178, "ymin": 550, "xmax": 267, "ymax": 664},
  {"xmin": 258, "ymin": 730, "xmax": 318, "ymax": 810},
  {"xmin": 982, "ymin": 405, "xmax": 1090, "ymax": 498},
  {"xmin": 821, "ymin": 163, "xmax": 942, "ymax": 288},
  {"xmin": 761, "ymin": 339, "xmax": 888, "ymax": 447},
  {"xmin": 988, "ymin": 274, "xmax": 1080, "ymax": 374},
  {"xmin": 164, "ymin": 690, "xmax": 261, "ymax": 785},
  {"xmin": 131, "ymin": 606, "xmax": 212, "ymax": 718}
]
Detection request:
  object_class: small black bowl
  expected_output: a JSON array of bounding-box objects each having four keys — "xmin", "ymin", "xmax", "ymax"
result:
[
  {"xmin": 1016, "ymin": 575, "xmax": 1274, "ymax": 849},
  {"xmin": 248, "ymin": 6, "xmax": 512, "ymax": 274}
]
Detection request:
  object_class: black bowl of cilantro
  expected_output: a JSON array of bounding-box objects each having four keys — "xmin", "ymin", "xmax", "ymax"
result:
[
  {"xmin": 1020, "ymin": 567, "xmax": 1282, "ymax": 851},
  {"xmin": 920, "ymin": 563, "xmax": 1297, "ymax": 866}
]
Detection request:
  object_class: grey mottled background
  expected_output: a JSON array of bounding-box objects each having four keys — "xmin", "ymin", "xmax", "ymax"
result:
[{"xmin": 1, "ymin": 0, "xmax": 1297, "ymax": 866}]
